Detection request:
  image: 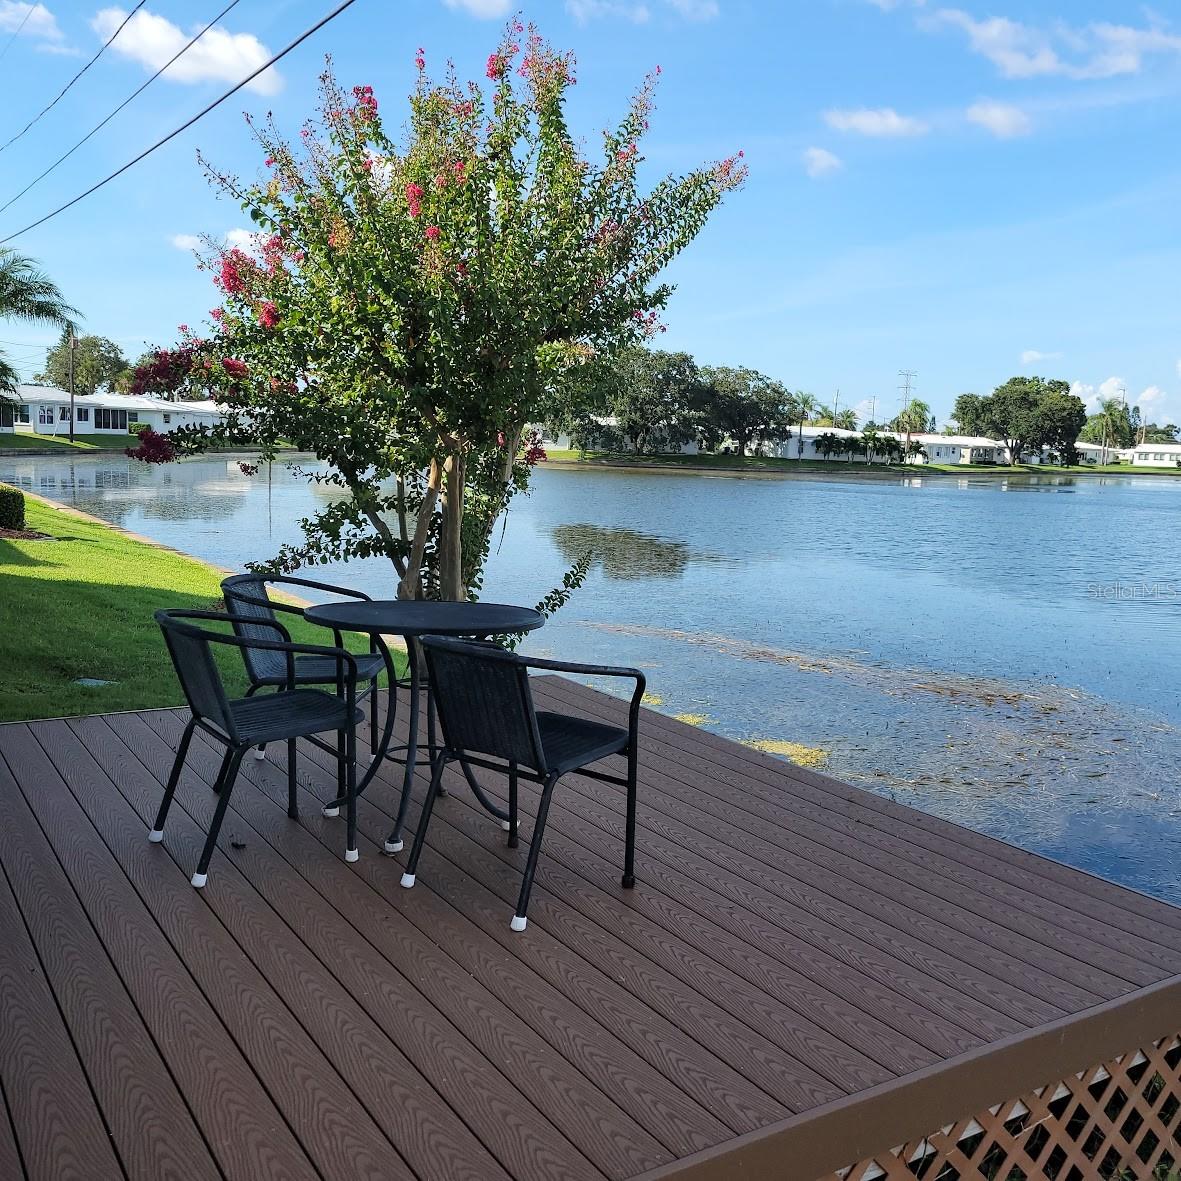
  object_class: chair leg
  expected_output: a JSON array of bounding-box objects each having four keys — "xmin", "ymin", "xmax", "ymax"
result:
[
  {"xmin": 287, "ymin": 738, "xmax": 298, "ymax": 819},
  {"xmin": 369, "ymin": 680, "xmax": 378, "ymax": 756},
  {"xmin": 149, "ymin": 717, "xmax": 196, "ymax": 842},
  {"xmin": 507, "ymin": 761, "xmax": 518, "ymax": 849},
  {"xmin": 512, "ymin": 772, "xmax": 560, "ymax": 932},
  {"xmin": 345, "ymin": 723, "xmax": 358, "ymax": 864},
  {"xmin": 622, "ymin": 745, "xmax": 638, "ymax": 889},
  {"xmin": 400, "ymin": 755, "xmax": 448, "ymax": 888},
  {"xmin": 321, "ymin": 727, "xmax": 346, "ymax": 819},
  {"xmin": 191, "ymin": 747, "xmax": 246, "ymax": 888}
]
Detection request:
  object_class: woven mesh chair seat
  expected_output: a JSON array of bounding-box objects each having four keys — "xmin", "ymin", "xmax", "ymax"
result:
[
  {"xmin": 248, "ymin": 652, "xmax": 385, "ymax": 687},
  {"xmin": 222, "ymin": 689, "xmax": 362, "ymax": 746},
  {"xmin": 535, "ymin": 711, "xmax": 628, "ymax": 775}
]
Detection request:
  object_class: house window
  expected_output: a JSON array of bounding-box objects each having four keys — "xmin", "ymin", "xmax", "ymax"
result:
[
  {"xmin": 127, "ymin": 412, "xmax": 138, "ymax": 423},
  {"xmin": 38, "ymin": 406, "xmax": 53, "ymax": 424},
  {"xmin": 15, "ymin": 404, "xmax": 29, "ymax": 423},
  {"xmin": 163, "ymin": 413, "xmax": 171, "ymax": 424},
  {"xmin": 59, "ymin": 406, "xmax": 70, "ymax": 422},
  {"xmin": 75, "ymin": 407, "xmax": 89, "ymax": 423},
  {"xmin": 94, "ymin": 408, "xmax": 128, "ymax": 430}
]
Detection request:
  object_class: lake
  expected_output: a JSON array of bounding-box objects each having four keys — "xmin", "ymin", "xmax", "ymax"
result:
[{"xmin": 6, "ymin": 451, "xmax": 1181, "ymax": 902}]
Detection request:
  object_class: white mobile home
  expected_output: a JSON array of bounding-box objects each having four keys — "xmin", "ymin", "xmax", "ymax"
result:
[
  {"xmin": 1131, "ymin": 444, "xmax": 1181, "ymax": 468},
  {"xmin": 0, "ymin": 385, "xmax": 226, "ymax": 438}
]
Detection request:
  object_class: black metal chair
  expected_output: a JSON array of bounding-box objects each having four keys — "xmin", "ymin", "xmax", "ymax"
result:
[
  {"xmin": 220, "ymin": 573, "xmax": 384, "ymax": 759},
  {"xmin": 400, "ymin": 636, "xmax": 645, "ymax": 932},
  {"xmin": 153, "ymin": 609, "xmax": 362, "ymax": 887}
]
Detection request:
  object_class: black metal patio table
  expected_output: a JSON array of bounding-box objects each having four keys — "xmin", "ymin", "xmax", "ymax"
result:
[{"xmin": 303, "ymin": 599, "xmax": 544, "ymax": 854}]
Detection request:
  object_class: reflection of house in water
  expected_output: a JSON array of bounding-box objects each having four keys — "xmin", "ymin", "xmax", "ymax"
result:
[{"xmin": 550, "ymin": 522, "xmax": 706, "ymax": 580}]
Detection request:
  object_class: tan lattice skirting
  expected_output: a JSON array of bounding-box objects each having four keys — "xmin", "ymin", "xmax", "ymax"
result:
[{"xmin": 819, "ymin": 1034, "xmax": 1181, "ymax": 1181}]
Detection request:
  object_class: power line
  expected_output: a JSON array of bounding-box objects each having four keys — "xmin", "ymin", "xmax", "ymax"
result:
[
  {"xmin": 0, "ymin": 4, "xmax": 35, "ymax": 63},
  {"xmin": 0, "ymin": 0, "xmax": 245, "ymax": 217},
  {"xmin": 0, "ymin": 2, "xmax": 148, "ymax": 157},
  {"xmin": 0, "ymin": 0, "xmax": 363, "ymax": 246}
]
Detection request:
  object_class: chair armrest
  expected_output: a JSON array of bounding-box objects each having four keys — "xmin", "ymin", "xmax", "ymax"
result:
[
  {"xmin": 524, "ymin": 657, "xmax": 646, "ymax": 745},
  {"xmin": 268, "ymin": 575, "xmax": 373, "ymax": 601}
]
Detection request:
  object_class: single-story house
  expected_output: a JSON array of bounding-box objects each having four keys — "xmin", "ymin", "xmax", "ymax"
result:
[
  {"xmin": 0, "ymin": 385, "xmax": 226, "ymax": 436},
  {"xmin": 1130, "ymin": 443, "xmax": 1181, "ymax": 468}
]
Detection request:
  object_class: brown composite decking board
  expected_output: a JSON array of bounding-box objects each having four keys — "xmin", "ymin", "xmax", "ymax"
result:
[
  {"xmin": 101, "ymin": 708, "xmax": 666, "ymax": 1180},
  {"xmin": 536, "ymin": 680, "xmax": 1181, "ymax": 973},
  {"xmin": 1, "ymin": 681, "xmax": 1180, "ymax": 1181},
  {"xmin": 0, "ymin": 748, "xmax": 220, "ymax": 1181}
]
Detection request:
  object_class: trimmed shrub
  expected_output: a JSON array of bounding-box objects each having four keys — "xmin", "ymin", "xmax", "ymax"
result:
[{"xmin": 0, "ymin": 483, "xmax": 24, "ymax": 530}]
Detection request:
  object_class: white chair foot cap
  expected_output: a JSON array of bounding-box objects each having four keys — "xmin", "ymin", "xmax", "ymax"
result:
[
  {"xmin": 344, "ymin": 848, "xmax": 359, "ymax": 863},
  {"xmin": 148, "ymin": 829, "xmax": 164, "ymax": 843},
  {"xmin": 191, "ymin": 872, "xmax": 208, "ymax": 888},
  {"xmin": 321, "ymin": 805, "xmax": 340, "ymax": 818},
  {"xmin": 510, "ymin": 915, "xmax": 528, "ymax": 932},
  {"xmin": 400, "ymin": 872, "xmax": 415, "ymax": 888},
  {"xmin": 500, "ymin": 818, "xmax": 515, "ymax": 831},
  {"xmin": 253, "ymin": 747, "xmax": 266, "ymax": 760},
  {"xmin": 384, "ymin": 838, "xmax": 403, "ymax": 854}
]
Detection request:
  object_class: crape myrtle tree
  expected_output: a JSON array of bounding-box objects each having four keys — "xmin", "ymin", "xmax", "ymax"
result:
[{"xmin": 134, "ymin": 26, "xmax": 745, "ymax": 603}]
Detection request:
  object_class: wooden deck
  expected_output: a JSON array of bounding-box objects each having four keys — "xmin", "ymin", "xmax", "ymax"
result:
[{"xmin": 2, "ymin": 677, "xmax": 1181, "ymax": 1181}]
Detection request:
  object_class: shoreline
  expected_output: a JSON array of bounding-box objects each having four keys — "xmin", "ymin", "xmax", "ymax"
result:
[{"xmin": 544, "ymin": 454, "xmax": 1181, "ymax": 480}]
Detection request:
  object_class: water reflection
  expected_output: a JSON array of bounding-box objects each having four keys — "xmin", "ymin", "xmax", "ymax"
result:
[{"xmin": 550, "ymin": 522, "xmax": 702, "ymax": 580}]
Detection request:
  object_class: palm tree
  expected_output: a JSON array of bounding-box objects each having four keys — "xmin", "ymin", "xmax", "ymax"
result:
[
  {"xmin": 833, "ymin": 408, "xmax": 858, "ymax": 430},
  {"xmin": 0, "ymin": 248, "xmax": 77, "ymax": 396},
  {"xmin": 889, "ymin": 398, "xmax": 932, "ymax": 457},
  {"xmin": 794, "ymin": 391, "xmax": 818, "ymax": 458},
  {"xmin": 814, "ymin": 431, "xmax": 842, "ymax": 460},
  {"xmin": 861, "ymin": 426, "xmax": 880, "ymax": 464}
]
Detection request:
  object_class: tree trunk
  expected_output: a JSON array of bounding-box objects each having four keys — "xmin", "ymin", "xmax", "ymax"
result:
[
  {"xmin": 397, "ymin": 461, "xmax": 441, "ymax": 600},
  {"xmin": 438, "ymin": 450, "xmax": 467, "ymax": 601}
]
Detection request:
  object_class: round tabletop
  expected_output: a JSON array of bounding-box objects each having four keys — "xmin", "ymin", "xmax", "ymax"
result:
[{"xmin": 303, "ymin": 598, "xmax": 545, "ymax": 638}]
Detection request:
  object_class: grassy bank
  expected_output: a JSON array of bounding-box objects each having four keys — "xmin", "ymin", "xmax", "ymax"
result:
[
  {"xmin": 0, "ymin": 497, "xmax": 393, "ymax": 723},
  {"xmin": 545, "ymin": 449, "xmax": 1181, "ymax": 478},
  {"xmin": 0, "ymin": 431, "xmax": 140, "ymax": 452}
]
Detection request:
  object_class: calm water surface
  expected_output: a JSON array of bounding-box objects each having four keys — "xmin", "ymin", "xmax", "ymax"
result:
[{"xmin": 7, "ymin": 452, "xmax": 1181, "ymax": 901}]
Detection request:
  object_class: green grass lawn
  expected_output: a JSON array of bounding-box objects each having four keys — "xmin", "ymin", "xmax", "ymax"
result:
[
  {"xmin": 0, "ymin": 498, "xmax": 398, "ymax": 723},
  {"xmin": 0, "ymin": 431, "xmax": 137, "ymax": 451}
]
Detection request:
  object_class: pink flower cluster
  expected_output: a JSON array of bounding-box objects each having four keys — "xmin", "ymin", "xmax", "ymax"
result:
[
  {"xmin": 352, "ymin": 84, "xmax": 378, "ymax": 122},
  {"xmin": 424, "ymin": 225, "xmax": 440, "ymax": 241},
  {"xmin": 633, "ymin": 309, "xmax": 665, "ymax": 336},
  {"xmin": 215, "ymin": 248, "xmax": 255, "ymax": 297},
  {"xmin": 616, "ymin": 143, "xmax": 638, "ymax": 163},
  {"xmin": 261, "ymin": 234, "xmax": 286, "ymax": 275},
  {"xmin": 405, "ymin": 181, "xmax": 424, "ymax": 218},
  {"xmin": 453, "ymin": 100, "xmax": 474, "ymax": 118},
  {"xmin": 414, "ymin": 46, "xmax": 425, "ymax": 70},
  {"xmin": 126, "ymin": 427, "xmax": 178, "ymax": 465},
  {"xmin": 257, "ymin": 301, "xmax": 279, "ymax": 329},
  {"xmin": 222, "ymin": 357, "xmax": 249, "ymax": 378},
  {"xmin": 486, "ymin": 52, "xmax": 506, "ymax": 80}
]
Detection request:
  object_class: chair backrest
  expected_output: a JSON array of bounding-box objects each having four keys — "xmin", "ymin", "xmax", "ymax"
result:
[
  {"xmin": 155, "ymin": 611, "xmax": 236, "ymax": 738},
  {"xmin": 221, "ymin": 573, "xmax": 285, "ymax": 683},
  {"xmin": 421, "ymin": 636, "xmax": 546, "ymax": 771}
]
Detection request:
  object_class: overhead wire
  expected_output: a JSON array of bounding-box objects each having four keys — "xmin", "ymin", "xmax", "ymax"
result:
[
  {"xmin": 0, "ymin": 0, "xmax": 245, "ymax": 216},
  {"xmin": 0, "ymin": 1, "xmax": 149, "ymax": 156},
  {"xmin": 0, "ymin": 0, "xmax": 363, "ymax": 245},
  {"xmin": 0, "ymin": 4, "xmax": 35, "ymax": 63}
]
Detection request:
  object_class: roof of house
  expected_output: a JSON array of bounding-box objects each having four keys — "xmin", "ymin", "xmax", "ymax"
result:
[{"xmin": 11, "ymin": 385, "xmax": 224, "ymax": 416}]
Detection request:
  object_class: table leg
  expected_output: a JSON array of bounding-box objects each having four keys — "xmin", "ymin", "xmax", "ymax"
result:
[
  {"xmin": 383, "ymin": 637, "xmax": 421, "ymax": 854},
  {"xmin": 427, "ymin": 688, "xmax": 446, "ymax": 797}
]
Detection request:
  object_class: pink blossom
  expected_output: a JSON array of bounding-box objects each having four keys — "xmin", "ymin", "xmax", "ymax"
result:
[
  {"xmin": 486, "ymin": 52, "xmax": 505, "ymax": 79},
  {"xmin": 210, "ymin": 307, "xmax": 225, "ymax": 322},
  {"xmin": 405, "ymin": 181, "xmax": 424, "ymax": 218},
  {"xmin": 264, "ymin": 156, "xmax": 274, "ymax": 167},
  {"xmin": 424, "ymin": 225, "xmax": 440, "ymax": 241},
  {"xmin": 414, "ymin": 47, "xmax": 425, "ymax": 69},
  {"xmin": 361, "ymin": 157, "xmax": 373, "ymax": 172},
  {"xmin": 455, "ymin": 261, "xmax": 468, "ymax": 278},
  {"xmin": 222, "ymin": 357, "xmax": 248, "ymax": 377},
  {"xmin": 257, "ymin": 301, "xmax": 279, "ymax": 329},
  {"xmin": 453, "ymin": 100, "xmax": 474, "ymax": 117},
  {"xmin": 177, "ymin": 323, "xmax": 189, "ymax": 333}
]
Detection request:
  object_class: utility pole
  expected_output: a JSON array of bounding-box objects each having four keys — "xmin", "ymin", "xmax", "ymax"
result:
[
  {"xmin": 898, "ymin": 369, "xmax": 917, "ymax": 457},
  {"xmin": 68, "ymin": 332, "xmax": 77, "ymax": 444}
]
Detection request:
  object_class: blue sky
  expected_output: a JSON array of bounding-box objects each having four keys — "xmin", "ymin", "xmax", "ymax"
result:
[{"xmin": 0, "ymin": 0, "xmax": 1178, "ymax": 427}]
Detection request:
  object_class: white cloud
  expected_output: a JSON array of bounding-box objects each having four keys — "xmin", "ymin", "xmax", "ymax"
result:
[
  {"xmin": 566, "ymin": 0, "xmax": 649, "ymax": 22},
  {"xmin": 0, "ymin": 1, "xmax": 64, "ymax": 46},
  {"xmin": 664, "ymin": 0, "xmax": 718, "ymax": 18},
  {"xmin": 171, "ymin": 233, "xmax": 202, "ymax": 251},
  {"xmin": 92, "ymin": 7, "xmax": 282, "ymax": 95},
  {"xmin": 931, "ymin": 9, "xmax": 1181, "ymax": 80},
  {"xmin": 1070, "ymin": 376, "xmax": 1125, "ymax": 412},
  {"xmin": 224, "ymin": 228, "xmax": 258, "ymax": 251},
  {"xmin": 966, "ymin": 100, "xmax": 1031, "ymax": 138},
  {"xmin": 1020, "ymin": 349, "xmax": 1060, "ymax": 365},
  {"xmin": 824, "ymin": 107, "xmax": 928, "ymax": 137},
  {"xmin": 441, "ymin": 0, "xmax": 511, "ymax": 16},
  {"xmin": 803, "ymin": 147, "xmax": 842, "ymax": 178},
  {"xmin": 1137, "ymin": 385, "xmax": 1166, "ymax": 407}
]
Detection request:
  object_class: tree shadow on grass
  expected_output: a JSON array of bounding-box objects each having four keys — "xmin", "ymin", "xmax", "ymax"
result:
[{"xmin": 0, "ymin": 537, "xmax": 60, "ymax": 568}]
